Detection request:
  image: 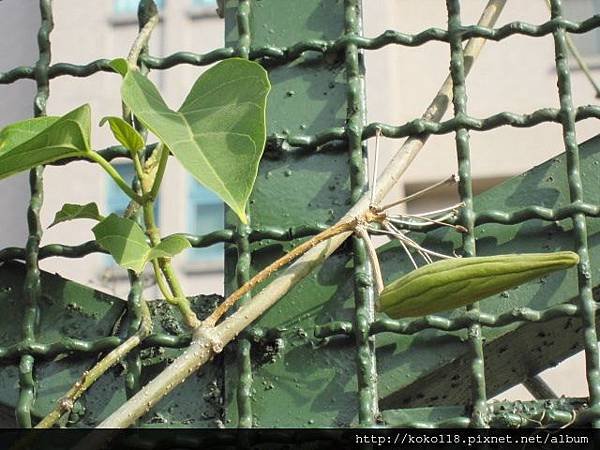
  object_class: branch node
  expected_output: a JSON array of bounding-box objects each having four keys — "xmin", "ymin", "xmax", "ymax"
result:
[
  {"xmin": 194, "ymin": 327, "xmax": 224, "ymax": 354},
  {"xmin": 59, "ymin": 398, "xmax": 74, "ymax": 413}
]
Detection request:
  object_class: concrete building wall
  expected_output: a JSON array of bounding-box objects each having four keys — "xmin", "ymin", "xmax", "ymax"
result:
[
  {"xmin": 1, "ymin": 0, "xmax": 598, "ymax": 405},
  {"xmin": 0, "ymin": 0, "xmax": 40, "ymax": 249}
]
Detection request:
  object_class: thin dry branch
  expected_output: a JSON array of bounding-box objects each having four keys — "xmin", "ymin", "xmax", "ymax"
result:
[{"xmin": 203, "ymin": 219, "xmax": 359, "ymax": 327}]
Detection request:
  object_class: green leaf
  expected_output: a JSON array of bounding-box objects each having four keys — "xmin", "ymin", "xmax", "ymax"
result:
[
  {"xmin": 100, "ymin": 116, "xmax": 145, "ymax": 152},
  {"xmin": 109, "ymin": 58, "xmax": 129, "ymax": 77},
  {"xmin": 49, "ymin": 203, "xmax": 104, "ymax": 228},
  {"xmin": 120, "ymin": 58, "xmax": 271, "ymax": 224},
  {"xmin": 92, "ymin": 215, "xmax": 191, "ymax": 273},
  {"xmin": 147, "ymin": 235, "xmax": 191, "ymax": 261},
  {"xmin": 0, "ymin": 116, "xmax": 60, "ymax": 153},
  {"xmin": 93, "ymin": 214, "xmax": 151, "ymax": 274},
  {"xmin": 377, "ymin": 251, "xmax": 580, "ymax": 318},
  {"xmin": 0, "ymin": 104, "xmax": 91, "ymax": 180}
]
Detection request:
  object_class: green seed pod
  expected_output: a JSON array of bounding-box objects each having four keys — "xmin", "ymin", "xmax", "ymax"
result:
[{"xmin": 376, "ymin": 251, "xmax": 579, "ymax": 318}]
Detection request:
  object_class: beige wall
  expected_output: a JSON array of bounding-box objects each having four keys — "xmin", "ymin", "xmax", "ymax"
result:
[
  {"xmin": 0, "ymin": 0, "xmax": 40, "ymax": 249},
  {"xmin": 1, "ymin": 0, "xmax": 598, "ymax": 405}
]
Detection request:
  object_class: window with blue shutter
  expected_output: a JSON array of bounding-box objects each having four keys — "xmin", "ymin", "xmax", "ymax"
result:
[{"xmin": 188, "ymin": 179, "xmax": 223, "ymax": 262}]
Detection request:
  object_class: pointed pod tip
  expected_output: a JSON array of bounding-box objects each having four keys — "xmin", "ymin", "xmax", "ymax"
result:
[{"xmin": 559, "ymin": 250, "xmax": 580, "ymax": 266}]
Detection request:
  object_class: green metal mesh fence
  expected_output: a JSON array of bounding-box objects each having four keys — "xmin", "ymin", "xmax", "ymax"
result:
[{"xmin": 0, "ymin": 0, "xmax": 599, "ymax": 429}]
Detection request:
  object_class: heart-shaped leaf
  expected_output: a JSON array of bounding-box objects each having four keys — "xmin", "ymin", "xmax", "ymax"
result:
[
  {"xmin": 50, "ymin": 203, "xmax": 104, "ymax": 228},
  {"xmin": 93, "ymin": 214, "xmax": 191, "ymax": 273},
  {"xmin": 100, "ymin": 116, "xmax": 145, "ymax": 153},
  {"xmin": 118, "ymin": 58, "xmax": 270, "ymax": 223},
  {"xmin": 0, "ymin": 104, "xmax": 91, "ymax": 180}
]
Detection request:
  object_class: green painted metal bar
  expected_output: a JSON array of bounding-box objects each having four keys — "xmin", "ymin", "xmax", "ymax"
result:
[
  {"xmin": 234, "ymin": 226, "xmax": 254, "ymax": 428},
  {"xmin": 3, "ymin": 16, "xmax": 600, "ymax": 85},
  {"xmin": 446, "ymin": 0, "xmax": 487, "ymax": 428},
  {"xmin": 232, "ymin": 0, "xmax": 254, "ymax": 428},
  {"xmin": 123, "ymin": 274, "xmax": 144, "ymax": 402},
  {"xmin": 16, "ymin": 0, "xmax": 54, "ymax": 429},
  {"xmin": 223, "ymin": 0, "xmax": 357, "ymax": 427},
  {"xmin": 23, "ymin": 103, "xmax": 600, "ymax": 159},
  {"xmin": 344, "ymin": 0, "xmax": 379, "ymax": 426},
  {"xmin": 549, "ymin": 0, "xmax": 600, "ymax": 428},
  {"xmin": 383, "ymin": 397, "xmax": 592, "ymax": 428}
]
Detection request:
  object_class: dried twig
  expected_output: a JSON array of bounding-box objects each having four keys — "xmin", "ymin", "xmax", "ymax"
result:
[
  {"xmin": 356, "ymin": 225, "xmax": 385, "ymax": 294},
  {"xmin": 378, "ymin": 174, "xmax": 459, "ymax": 212}
]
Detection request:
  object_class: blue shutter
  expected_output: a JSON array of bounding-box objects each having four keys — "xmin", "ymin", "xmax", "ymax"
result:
[{"xmin": 188, "ymin": 178, "xmax": 224, "ymax": 262}]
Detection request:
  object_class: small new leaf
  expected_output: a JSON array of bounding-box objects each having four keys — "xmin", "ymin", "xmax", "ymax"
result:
[
  {"xmin": 377, "ymin": 251, "xmax": 579, "ymax": 318},
  {"xmin": 0, "ymin": 104, "xmax": 92, "ymax": 180},
  {"xmin": 109, "ymin": 58, "xmax": 129, "ymax": 78},
  {"xmin": 100, "ymin": 116, "xmax": 145, "ymax": 153},
  {"xmin": 93, "ymin": 214, "xmax": 151, "ymax": 274},
  {"xmin": 147, "ymin": 235, "xmax": 191, "ymax": 261},
  {"xmin": 92, "ymin": 215, "xmax": 191, "ymax": 273},
  {"xmin": 119, "ymin": 58, "xmax": 270, "ymax": 224},
  {"xmin": 50, "ymin": 203, "xmax": 104, "ymax": 228}
]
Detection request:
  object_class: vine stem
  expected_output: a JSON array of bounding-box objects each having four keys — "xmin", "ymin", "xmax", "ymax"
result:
[
  {"xmin": 142, "ymin": 201, "xmax": 200, "ymax": 328},
  {"xmin": 151, "ymin": 259, "xmax": 176, "ymax": 303},
  {"xmin": 91, "ymin": 0, "xmax": 506, "ymax": 432},
  {"xmin": 130, "ymin": 131, "xmax": 199, "ymax": 327},
  {"xmin": 147, "ymin": 144, "xmax": 168, "ymax": 201},
  {"xmin": 122, "ymin": 2, "xmax": 160, "ymax": 122},
  {"xmin": 84, "ymin": 152, "xmax": 143, "ymax": 203},
  {"xmin": 122, "ymin": 0, "xmax": 199, "ymax": 329}
]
